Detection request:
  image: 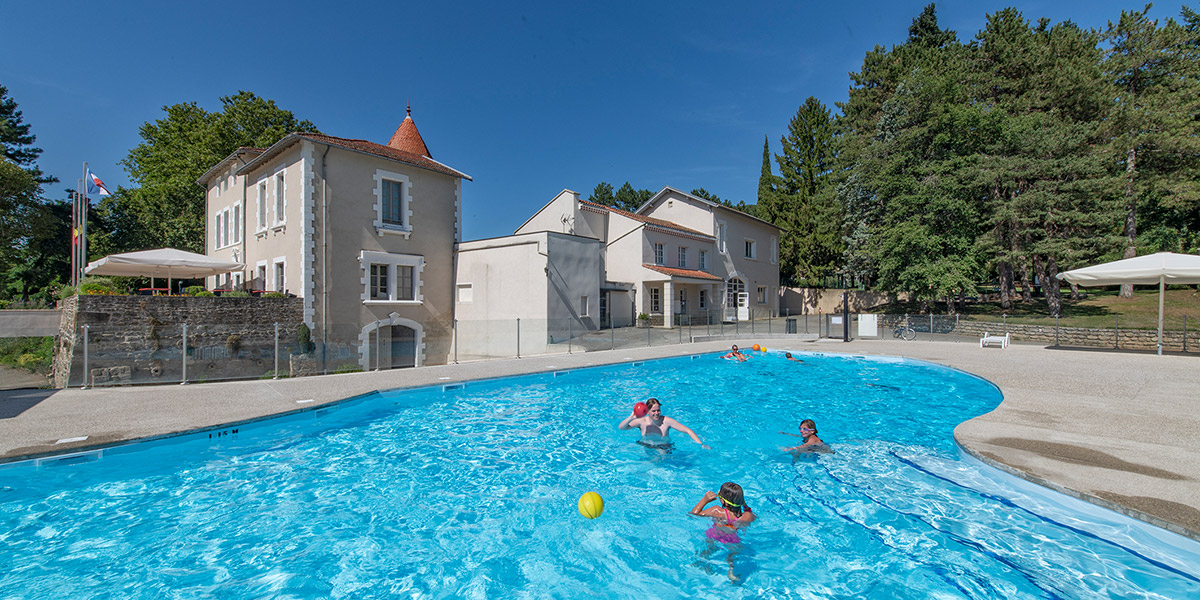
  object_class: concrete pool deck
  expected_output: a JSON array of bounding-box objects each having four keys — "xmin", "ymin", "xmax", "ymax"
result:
[{"xmin": 0, "ymin": 338, "xmax": 1197, "ymax": 541}]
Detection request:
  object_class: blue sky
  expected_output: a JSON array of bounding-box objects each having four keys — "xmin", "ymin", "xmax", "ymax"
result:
[{"xmin": 2, "ymin": 0, "xmax": 1168, "ymax": 241}]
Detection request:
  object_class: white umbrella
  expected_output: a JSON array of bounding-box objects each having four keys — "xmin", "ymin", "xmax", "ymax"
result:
[
  {"xmin": 85, "ymin": 248, "xmax": 244, "ymax": 292},
  {"xmin": 1056, "ymin": 252, "xmax": 1200, "ymax": 355}
]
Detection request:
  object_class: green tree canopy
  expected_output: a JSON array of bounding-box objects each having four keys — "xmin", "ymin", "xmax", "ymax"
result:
[{"xmin": 96, "ymin": 91, "xmax": 317, "ymax": 254}]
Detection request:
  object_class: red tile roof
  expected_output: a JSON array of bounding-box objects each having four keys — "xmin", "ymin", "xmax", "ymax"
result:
[
  {"xmin": 298, "ymin": 132, "xmax": 470, "ymax": 180},
  {"xmin": 579, "ymin": 199, "xmax": 714, "ymax": 239},
  {"xmin": 643, "ymin": 264, "xmax": 723, "ymax": 280},
  {"xmin": 387, "ymin": 109, "xmax": 431, "ymax": 157}
]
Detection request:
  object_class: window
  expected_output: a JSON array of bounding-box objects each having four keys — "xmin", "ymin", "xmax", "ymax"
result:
[
  {"xmin": 699, "ymin": 250, "xmax": 707, "ymax": 271},
  {"xmin": 255, "ymin": 263, "xmax": 267, "ymax": 290},
  {"xmin": 654, "ymin": 243, "xmax": 664, "ymax": 265},
  {"xmin": 257, "ymin": 182, "xmax": 267, "ymax": 230},
  {"xmin": 580, "ymin": 295, "xmax": 589, "ymax": 317},
  {"xmin": 221, "ymin": 210, "xmax": 229, "ymax": 247},
  {"xmin": 273, "ymin": 172, "xmax": 285, "ymax": 225},
  {"xmin": 374, "ymin": 170, "xmax": 413, "ymax": 235},
  {"xmin": 370, "ymin": 264, "xmax": 389, "ymax": 300},
  {"xmin": 717, "ymin": 221, "xmax": 727, "ymax": 253},
  {"xmin": 678, "ymin": 247, "xmax": 687, "ymax": 268},
  {"xmin": 234, "ymin": 204, "xmax": 243, "ymax": 243},
  {"xmin": 757, "ymin": 286, "xmax": 767, "ymax": 304},
  {"xmin": 214, "ymin": 214, "xmax": 222, "ymax": 249},
  {"xmin": 650, "ymin": 287, "xmax": 661, "ymax": 313},
  {"xmin": 397, "ymin": 265, "xmax": 414, "ymax": 301},
  {"xmin": 382, "ymin": 180, "xmax": 404, "ymax": 225},
  {"xmin": 678, "ymin": 289, "xmax": 687, "ymax": 313},
  {"xmin": 771, "ymin": 236, "xmax": 778, "ymax": 265},
  {"xmin": 360, "ymin": 251, "xmax": 424, "ymax": 304},
  {"xmin": 232, "ymin": 273, "xmax": 243, "ymax": 289},
  {"xmin": 273, "ymin": 259, "xmax": 286, "ymax": 292},
  {"xmin": 745, "ymin": 239, "xmax": 757, "ymax": 259},
  {"xmin": 699, "ymin": 289, "xmax": 708, "ymax": 310}
]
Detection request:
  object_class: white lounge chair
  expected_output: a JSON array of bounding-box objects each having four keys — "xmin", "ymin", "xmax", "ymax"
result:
[{"xmin": 980, "ymin": 332, "xmax": 1010, "ymax": 349}]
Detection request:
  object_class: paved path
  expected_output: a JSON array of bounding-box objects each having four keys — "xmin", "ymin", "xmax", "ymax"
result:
[{"xmin": 0, "ymin": 337, "xmax": 1196, "ymax": 541}]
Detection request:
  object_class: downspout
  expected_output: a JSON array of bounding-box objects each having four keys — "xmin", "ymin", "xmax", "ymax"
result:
[{"xmin": 320, "ymin": 144, "xmax": 331, "ymax": 374}]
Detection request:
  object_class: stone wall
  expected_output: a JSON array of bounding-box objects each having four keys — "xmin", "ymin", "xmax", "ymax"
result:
[
  {"xmin": 53, "ymin": 295, "xmax": 305, "ymax": 388},
  {"xmin": 875, "ymin": 313, "xmax": 1200, "ymax": 352}
]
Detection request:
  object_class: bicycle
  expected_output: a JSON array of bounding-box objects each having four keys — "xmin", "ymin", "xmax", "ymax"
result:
[{"xmin": 893, "ymin": 319, "xmax": 917, "ymax": 341}]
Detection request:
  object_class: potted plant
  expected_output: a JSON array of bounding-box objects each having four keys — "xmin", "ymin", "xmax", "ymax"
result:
[{"xmin": 637, "ymin": 313, "xmax": 650, "ymax": 328}]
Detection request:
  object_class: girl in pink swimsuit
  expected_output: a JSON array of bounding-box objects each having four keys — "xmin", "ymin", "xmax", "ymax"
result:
[
  {"xmin": 691, "ymin": 482, "xmax": 756, "ymax": 582},
  {"xmin": 690, "ymin": 482, "xmax": 755, "ymax": 543}
]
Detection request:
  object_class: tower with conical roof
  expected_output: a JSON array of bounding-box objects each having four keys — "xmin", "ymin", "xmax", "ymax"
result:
[{"xmin": 386, "ymin": 105, "xmax": 431, "ymax": 158}]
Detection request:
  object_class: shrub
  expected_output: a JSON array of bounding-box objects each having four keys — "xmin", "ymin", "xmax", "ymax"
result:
[
  {"xmin": 79, "ymin": 278, "xmax": 119, "ymax": 295},
  {"xmin": 224, "ymin": 290, "xmax": 251, "ymax": 298},
  {"xmin": 296, "ymin": 323, "xmax": 314, "ymax": 354},
  {"xmin": 194, "ymin": 290, "xmax": 215, "ymax": 297},
  {"xmin": 637, "ymin": 312, "xmax": 650, "ymax": 321},
  {"xmin": 225, "ymin": 335, "xmax": 242, "ymax": 355},
  {"xmin": 0, "ymin": 337, "xmax": 53, "ymax": 375},
  {"xmin": 56, "ymin": 286, "xmax": 77, "ymax": 300},
  {"xmin": 185, "ymin": 285, "xmax": 206, "ymax": 296},
  {"xmin": 262, "ymin": 292, "xmax": 286, "ymax": 298}
]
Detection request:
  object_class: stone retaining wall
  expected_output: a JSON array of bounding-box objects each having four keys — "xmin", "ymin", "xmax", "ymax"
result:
[
  {"xmin": 52, "ymin": 295, "xmax": 305, "ymax": 388},
  {"xmin": 876, "ymin": 314, "xmax": 1200, "ymax": 351}
]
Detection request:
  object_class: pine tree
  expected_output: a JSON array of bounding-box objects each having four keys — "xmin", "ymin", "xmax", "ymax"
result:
[
  {"xmin": 1103, "ymin": 5, "xmax": 1200, "ymax": 296},
  {"xmin": 775, "ymin": 97, "xmax": 840, "ymax": 285}
]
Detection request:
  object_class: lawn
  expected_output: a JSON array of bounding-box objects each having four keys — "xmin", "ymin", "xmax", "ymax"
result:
[{"xmin": 880, "ymin": 287, "xmax": 1200, "ymax": 331}]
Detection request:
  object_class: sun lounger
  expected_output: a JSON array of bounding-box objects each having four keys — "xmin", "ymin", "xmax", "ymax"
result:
[{"xmin": 980, "ymin": 332, "xmax": 1010, "ymax": 349}]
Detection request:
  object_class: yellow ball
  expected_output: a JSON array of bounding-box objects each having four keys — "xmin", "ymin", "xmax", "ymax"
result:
[
  {"xmin": 761, "ymin": 347, "xmax": 767, "ymax": 352},
  {"xmin": 578, "ymin": 491, "xmax": 604, "ymax": 519}
]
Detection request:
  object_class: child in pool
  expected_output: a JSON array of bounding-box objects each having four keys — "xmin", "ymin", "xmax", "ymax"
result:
[
  {"xmin": 783, "ymin": 419, "xmax": 833, "ymax": 453},
  {"xmin": 691, "ymin": 482, "xmax": 756, "ymax": 582},
  {"xmin": 690, "ymin": 482, "xmax": 756, "ymax": 543}
]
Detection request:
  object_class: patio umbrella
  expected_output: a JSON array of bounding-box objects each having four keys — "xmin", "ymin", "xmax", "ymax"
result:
[
  {"xmin": 1056, "ymin": 252, "xmax": 1200, "ymax": 355},
  {"xmin": 85, "ymin": 248, "xmax": 244, "ymax": 292}
]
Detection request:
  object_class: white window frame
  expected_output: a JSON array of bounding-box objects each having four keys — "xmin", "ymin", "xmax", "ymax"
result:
[
  {"xmin": 699, "ymin": 250, "xmax": 707, "ymax": 271},
  {"xmin": 677, "ymin": 289, "xmax": 687, "ymax": 313},
  {"xmin": 373, "ymin": 169, "xmax": 413, "ymax": 238},
  {"xmin": 232, "ymin": 202, "xmax": 241, "ymax": 244},
  {"xmin": 256, "ymin": 261, "xmax": 268, "ymax": 291},
  {"xmin": 745, "ymin": 239, "xmax": 757, "ymax": 260},
  {"xmin": 771, "ymin": 236, "xmax": 778, "ymax": 265},
  {"xmin": 757, "ymin": 286, "xmax": 767, "ymax": 304},
  {"xmin": 650, "ymin": 287, "xmax": 661, "ymax": 313},
  {"xmin": 232, "ymin": 273, "xmax": 243, "ymax": 289},
  {"xmin": 273, "ymin": 171, "xmax": 286, "ymax": 227},
  {"xmin": 654, "ymin": 243, "xmax": 664, "ymax": 266},
  {"xmin": 717, "ymin": 221, "xmax": 727, "ymax": 254},
  {"xmin": 360, "ymin": 250, "xmax": 424, "ymax": 305},
  {"xmin": 214, "ymin": 213, "xmax": 222, "ymax": 250},
  {"xmin": 369, "ymin": 263, "xmax": 389, "ymax": 300},
  {"xmin": 256, "ymin": 182, "xmax": 268, "ymax": 232},
  {"xmin": 699, "ymin": 289, "xmax": 708, "ymax": 310},
  {"xmin": 580, "ymin": 295, "xmax": 589, "ymax": 317},
  {"xmin": 221, "ymin": 209, "xmax": 229, "ymax": 248},
  {"xmin": 272, "ymin": 257, "xmax": 286, "ymax": 292},
  {"xmin": 678, "ymin": 246, "xmax": 687, "ymax": 268}
]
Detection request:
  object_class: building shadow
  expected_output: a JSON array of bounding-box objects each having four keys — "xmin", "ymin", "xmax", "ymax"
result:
[{"xmin": 0, "ymin": 388, "xmax": 56, "ymax": 419}]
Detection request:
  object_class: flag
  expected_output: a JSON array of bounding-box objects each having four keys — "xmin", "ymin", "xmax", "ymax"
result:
[{"xmin": 86, "ymin": 169, "xmax": 111, "ymax": 196}]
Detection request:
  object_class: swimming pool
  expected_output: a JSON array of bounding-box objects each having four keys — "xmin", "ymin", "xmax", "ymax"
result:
[{"xmin": 1, "ymin": 351, "xmax": 1197, "ymax": 598}]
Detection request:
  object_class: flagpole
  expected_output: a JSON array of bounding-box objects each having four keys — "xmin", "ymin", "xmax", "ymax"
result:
[
  {"xmin": 73, "ymin": 177, "xmax": 81, "ymax": 287},
  {"xmin": 81, "ymin": 162, "xmax": 89, "ymax": 285}
]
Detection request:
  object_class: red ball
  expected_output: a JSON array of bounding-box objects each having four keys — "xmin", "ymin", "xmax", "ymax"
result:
[{"xmin": 633, "ymin": 402, "xmax": 648, "ymax": 417}]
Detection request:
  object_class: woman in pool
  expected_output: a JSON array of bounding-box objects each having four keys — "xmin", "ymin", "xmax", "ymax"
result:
[
  {"xmin": 618, "ymin": 398, "xmax": 710, "ymax": 449},
  {"xmin": 784, "ymin": 352, "xmax": 803, "ymax": 362},
  {"xmin": 691, "ymin": 482, "xmax": 756, "ymax": 582},
  {"xmin": 723, "ymin": 345, "xmax": 748, "ymax": 362},
  {"xmin": 783, "ymin": 418, "xmax": 833, "ymax": 453}
]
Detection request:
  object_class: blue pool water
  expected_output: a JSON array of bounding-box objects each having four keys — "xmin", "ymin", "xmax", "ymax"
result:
[{"xmin": 1, "ymin": 351, "xmax": 1198, "ymax": 599}]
